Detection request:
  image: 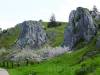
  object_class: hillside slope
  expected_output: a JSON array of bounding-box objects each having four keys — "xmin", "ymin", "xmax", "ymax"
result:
[
  {"xmin": 8, "ymin": 36, "xmax": 100, "ymax": 75},
  {"xmin": 0, "ymin": 25, "xmax": 21, "ymax": 48},
  {"xmin": 0, "ymin": 21, "xmax": 99, "ymax": 75},
  {"xmin": 0, "ymin": 22, "xmax": 67, "ymax": 49},
  {"xmin": 8, "ymin": 21, "xmax": 100, "ymax": 75}
]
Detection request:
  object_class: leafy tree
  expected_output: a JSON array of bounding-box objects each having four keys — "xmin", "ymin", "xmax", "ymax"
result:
[
  {"xmin": 39, "ymin": 19, "xmax": 43, "ymax": 22},
  {"xmin": 93, "ymin": 5, "xmax": 98, "ymax": 12},
  {"xmin": 50, "ymin": 14, "xmax": 56, "ymax": 22},
  {"xmin": 0, "ymin": 28, "xmax": 2, "ymax": 33},
  {"xmin": 48, "ymin": 14, "xmax": 57, "ymax": 27},
  {"xmin": 0, "ymin": 28, "xmax": 2, "ymax": 36}
]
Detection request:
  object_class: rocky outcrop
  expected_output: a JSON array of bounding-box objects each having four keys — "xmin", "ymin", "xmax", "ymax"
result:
[
  {"xmin": 96, "ymin": 36, "xmax": 100, "ymax": 48},
  {"xmin": 63, "ymin": 7, "xmax": 97, "ymax": 49},
  {"xmin": 15, "ymin": 20, "xmax": 47, "ymax": 50}
]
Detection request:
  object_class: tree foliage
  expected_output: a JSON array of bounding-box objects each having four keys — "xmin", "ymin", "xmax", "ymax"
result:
[{"xmin": 48, "ymin": 14, "xmax": 58, "ymax": 27}]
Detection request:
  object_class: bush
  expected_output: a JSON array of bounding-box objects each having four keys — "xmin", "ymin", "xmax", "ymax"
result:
[
  {"xmin": 75, "ymin": 64, "xmax": 96, "ymax": 75},
  {"xmin": 48, "ymin": 21, "xmax": 57, "ymax": 28}
]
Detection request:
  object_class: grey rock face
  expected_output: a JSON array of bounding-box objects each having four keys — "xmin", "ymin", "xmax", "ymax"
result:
[
  {"xmin": 16, "ymin": 20, "xmax": 47, "ymax": 50},
  {"xmin": 96, "ymin": 36, "xmax": 100, "ymax": 48},
  {"xmin": 63, "ymin": 7, "xmax": 97, "ymax": 49}
]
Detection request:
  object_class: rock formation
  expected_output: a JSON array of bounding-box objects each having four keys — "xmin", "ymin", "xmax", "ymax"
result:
[
  {"xmin": 15, "ymin": 20, "xmax": 47, "ymax": 50},
  {"xmin": 96, "ymin": 36, "xmax": 100, "ymax": 48},
  {"xmin": 63, "ymin": 7, "xmax": 97, "ymax": 49}
]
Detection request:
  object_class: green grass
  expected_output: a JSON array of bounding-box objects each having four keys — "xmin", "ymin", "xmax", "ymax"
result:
[
  {"xmin": 45, "ymin": 22, "xmax": 67, "ymax": 47},
  {"xmin": 8, "ymin": 37, "xmax": 100, "ymax": 75},
  {"xmin": 0, "ymin": 25, "xmax": 21, "ymax": 48}
]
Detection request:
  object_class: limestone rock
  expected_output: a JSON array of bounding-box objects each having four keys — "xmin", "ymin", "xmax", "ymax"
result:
[
  {"xmin": 15, "ymin": 20, "xmax": 47, "ymax": 50},
  {"xmin": 63, "ymin": 7, "xmax": 97, "ymax": 49},
  {"xmin": 96, "ymin": 36, "xmax": 100, "ymax": 48}
]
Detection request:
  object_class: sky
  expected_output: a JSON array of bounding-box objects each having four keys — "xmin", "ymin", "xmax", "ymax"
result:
[{"xmin": 0, "ymin": 0, "xmax": 100, "ymax": 29}]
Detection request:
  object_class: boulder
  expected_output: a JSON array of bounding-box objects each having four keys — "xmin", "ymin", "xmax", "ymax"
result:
[
  {"xmin": 63, "ymin": 7, "xmax": 97, "ymax": 49},
  {"xmin": 15, "ymin": 20, "xmax": 47, "ymax": 50}
]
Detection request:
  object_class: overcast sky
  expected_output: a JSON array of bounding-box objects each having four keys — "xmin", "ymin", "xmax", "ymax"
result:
[{"xmin": 0, "ymin": 0, "xmax": 100, "ymax": 29}]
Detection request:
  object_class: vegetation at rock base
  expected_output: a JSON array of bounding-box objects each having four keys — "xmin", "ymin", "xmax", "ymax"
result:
[
  {"xmin": 1, "ymin": 21, "xmax": 98, "ymax": 75},
  {"xmin": 8, "ymin": 37, "xmax": 100, "ymax": 75}
]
